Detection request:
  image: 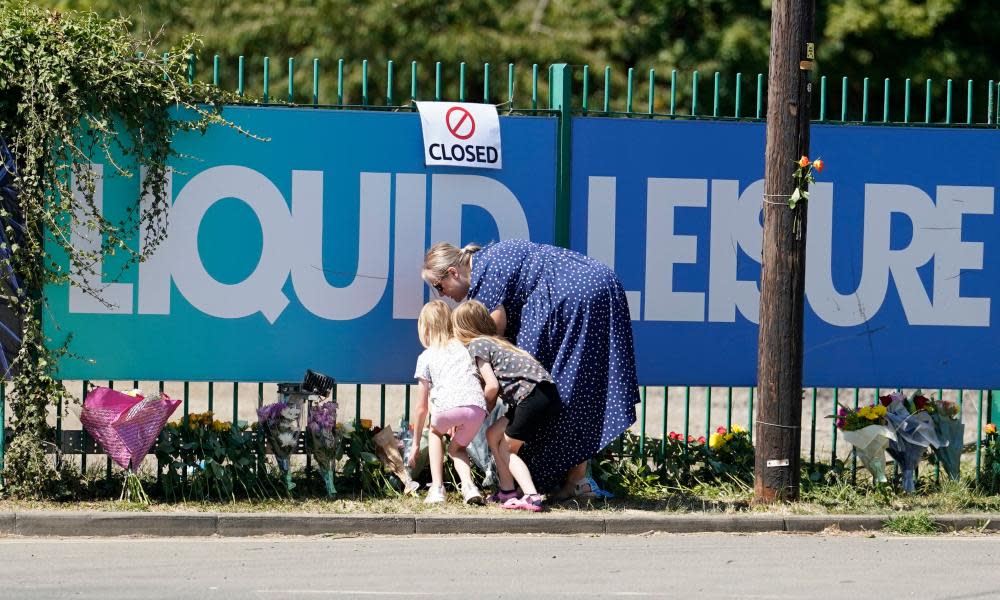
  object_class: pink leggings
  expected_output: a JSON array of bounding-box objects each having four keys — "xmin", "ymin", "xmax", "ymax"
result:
[{"xmin": 431, "ymin": 406, "xmax": 487, "ymax": 447}]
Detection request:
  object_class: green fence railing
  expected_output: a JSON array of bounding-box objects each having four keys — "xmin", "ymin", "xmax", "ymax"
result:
[
  {"xmin": 8, "ymin": 380, "xmax": 994, "ymax": 488},
  {"xmin": 1, "ymin": 57, "xmax": 998, "ymax": 490}
]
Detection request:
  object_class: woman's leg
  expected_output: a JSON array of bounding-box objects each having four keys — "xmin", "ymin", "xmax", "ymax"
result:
[
  {"xmin": 428, "ymin": 428, "xmax": 446, "ymax": 490},
  {"xmin": 501, "ymin": 436, "xmax": 538, "ymax": 496},
  {"xmin": 487, "ymin": 418, "xmax": 516, "ymax": 491},
  {"xmin": 556, "ymin": 461, "xmax": 589, "ymax": 498}
]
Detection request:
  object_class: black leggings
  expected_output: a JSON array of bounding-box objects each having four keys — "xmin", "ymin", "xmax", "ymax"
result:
[{"xmin": 504, "ymin": 381, "xmax": 562, "ymax": 443}]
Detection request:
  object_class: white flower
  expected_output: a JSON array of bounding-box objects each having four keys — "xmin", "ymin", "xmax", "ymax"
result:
[
  {"xmin": 338, "ymin": 422, "xmax": 354, "ymax": 435},
  {"xmin": 281, "ymin": 406, "xmax": 301, "ymax": 420},
  {"xmin": 277, "ymin": 432, "xmax": 297, "ymax": 448}
]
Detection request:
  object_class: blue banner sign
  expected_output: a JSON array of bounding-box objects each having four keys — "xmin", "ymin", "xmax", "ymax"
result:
[
  {"xmin": 45, "ymin": 107, "xmax": 558, "ymax": 382},
  {"xmin": 571, "ymin": 118, "xmax": 999, "ymax": 388}
]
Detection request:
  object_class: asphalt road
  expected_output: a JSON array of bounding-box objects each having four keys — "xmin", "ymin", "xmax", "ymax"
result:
[{"xmin": 1, "ymin": 533, "xmax": 997, "ymax": 599}]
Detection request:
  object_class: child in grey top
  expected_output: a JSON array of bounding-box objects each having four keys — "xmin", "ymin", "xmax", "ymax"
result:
[
  {"xmin": 453, "ymin": 300, "xmax": 562, "ymax": 512},
  {"xmin": 466, "ymin": 336, "xmax": 553, "ymax": 406}
]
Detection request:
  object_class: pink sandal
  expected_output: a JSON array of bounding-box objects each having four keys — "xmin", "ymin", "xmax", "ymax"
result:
[
  {"xmin": 488, "ymin": 489, "xmax": 521, "ymax": 503},
  {"xmin": 501, "ymin": 494, "xmax": 544, "ymax": 512}
]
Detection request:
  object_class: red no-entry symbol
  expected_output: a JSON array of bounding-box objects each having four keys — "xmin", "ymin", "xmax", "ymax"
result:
[{"xmin": 445, "ymin": 106, "xmax": 476, "ymax": 140}]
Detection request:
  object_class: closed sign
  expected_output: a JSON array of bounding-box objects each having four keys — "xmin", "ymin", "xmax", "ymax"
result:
[{"xmin": 417, "ymin": 101, "xmax": 502, "ymax": 169}]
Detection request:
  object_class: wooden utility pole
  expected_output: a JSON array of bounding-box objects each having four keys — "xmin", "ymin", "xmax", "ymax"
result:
[{"xmin": 754, "ymin": 0, "xmax": 816, "ymax": 503}]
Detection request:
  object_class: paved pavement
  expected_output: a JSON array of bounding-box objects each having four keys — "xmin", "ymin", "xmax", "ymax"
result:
[{"xmin": 1, "ymin": 533, "xmax": 998, "ymax": 599}]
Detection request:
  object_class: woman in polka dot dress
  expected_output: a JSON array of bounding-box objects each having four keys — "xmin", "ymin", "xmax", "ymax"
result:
[{"xmin": 422, "ymin": 239, "xmax": 640, "ymax": 498}]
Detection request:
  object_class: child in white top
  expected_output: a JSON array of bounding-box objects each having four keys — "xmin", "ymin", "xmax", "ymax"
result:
[{"xmin": 409, "ymin": 300, "xmax": 488, "ymax": 504}]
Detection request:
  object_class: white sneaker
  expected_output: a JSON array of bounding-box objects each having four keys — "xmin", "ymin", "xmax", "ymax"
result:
[
  {"xmin": 462, "ymin": 484, "xmax": 484, "ymax": 505},
  {"xmin": 424, "ymin": 484, "xmax": 446, "ymax": 504}
]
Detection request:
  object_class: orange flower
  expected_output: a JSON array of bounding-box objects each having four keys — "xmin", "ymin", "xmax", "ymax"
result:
[
  {"xmin": 986, "ymin": 423, "xmax": 997, "ymax": 435},
  {"xmin": 813, "ymin": 159, "xmax": 824, "ymax": 172},
  {"xmin": 798, "ymin": 156, "xmax": 810, "ymax": 168},
  {"xmin": 360, "ymin": 418, "xmax": 373, "ymax": 430}
]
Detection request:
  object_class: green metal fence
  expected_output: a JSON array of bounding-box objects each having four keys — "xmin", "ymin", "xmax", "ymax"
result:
[{"xmin": 1, "ymin": 56, "xmax": 998, "ymax": 489}]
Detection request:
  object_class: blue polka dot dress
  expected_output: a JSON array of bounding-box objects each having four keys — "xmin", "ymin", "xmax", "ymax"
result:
[{"xmin": 467, "ymin": 239, "xmax": 640, "ymax": 491}]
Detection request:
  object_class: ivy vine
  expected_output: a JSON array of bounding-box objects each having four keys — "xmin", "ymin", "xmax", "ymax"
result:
[{"xmin": 0, "ymin": 1, "xmax": 245, "ymax": 497}]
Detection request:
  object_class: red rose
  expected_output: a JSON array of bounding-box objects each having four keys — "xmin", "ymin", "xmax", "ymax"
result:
[
  {"xmin": 697, "ymin": 436, "xmax": 707, "ymax": 444},
  {"xmin": 716, "ymin": 426, "xmax": 727, "ymax": 435},
  {"xmin": 913, "ymin": 395, "xmax": 930, "ymax": 411},
  {"xmin": 879, "ymin": 394, "xmax": 894, "ymax": 407}
]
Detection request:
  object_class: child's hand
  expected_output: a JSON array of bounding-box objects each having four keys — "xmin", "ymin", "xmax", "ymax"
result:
[{"xmin": 407, "ymin": 448, "xmax": 418, "ymax": 469}]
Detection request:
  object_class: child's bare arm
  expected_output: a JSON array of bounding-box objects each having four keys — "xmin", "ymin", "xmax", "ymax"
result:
[
  {"xmin": 476, "ymin": 357, "xmax": 501, "ymax": 411},
  {"xmin": 490, "ymin": 305, "xmax": 507, "ymax": 338},
  {"xmin": 409, "ymin": 379, "xmax": 431, "ymax": 467}
]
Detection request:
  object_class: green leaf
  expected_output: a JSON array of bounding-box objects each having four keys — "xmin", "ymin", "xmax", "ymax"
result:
[{"xmin": 788, "ymin": 188, "xmax": 801, "ymax": 209}]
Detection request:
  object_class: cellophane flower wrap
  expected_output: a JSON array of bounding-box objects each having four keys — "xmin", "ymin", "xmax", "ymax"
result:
[
  {"xmin": 882, "ymin": 392, "xmax": 942, "ymax": 492},
  {"xmin": 929, "ymin": 399, "xmax": 964, "ymax": 481},
  {"xmin": 307, "ymin": 400, "xmax": 338, "ymax": 497},
  {"xmin": 80, "ymin": 387, "xmax": 180, "ymax": 504},
  {"xmin": 257, "ymin": 401, "xmax": 302, "ymax": 492},
  {"xmin": 834, "ymin": 401, "xmax": 895, "ymax": 484}
]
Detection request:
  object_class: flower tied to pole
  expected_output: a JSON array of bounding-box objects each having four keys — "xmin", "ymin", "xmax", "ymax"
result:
[
  {"xmin": 787, "ymin": 156, "xmax": 824, "ymax": 239},
  {"xmin": 789, "ymin": 155, "xmax": 823, "ymax": 209}
]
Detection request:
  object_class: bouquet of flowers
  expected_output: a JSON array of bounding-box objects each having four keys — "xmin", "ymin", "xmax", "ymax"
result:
[
  {"xmin": 882, "ymin": 391, "xmax": 943, "ymax": 492},
  {"xmin": 704, "ymin": 425, "xmax": 754, "ymax": 483},
  {"xmin": 257, "ymin": 401, "xmax": 303, "ymax": 492},
  {"xmin": 157, "ymin": 412, "xmax": 273, "ymax": 502},
  {"xmin": 307, "ymin": 400, "xmax": 339, "ymax": 497},
  {"xmin": 982, "ymin": 423, "xmax": 999, "ymax": 493},
  {"xmin": 80, "ymin": 387, "xmax": 181, "ymax": 504},
  {"xmin": 834, "ymin": 402, "xmax": 895, "ymax": 484},
  {"xmin": 372, "ymin": 424, "xmax": 420, "ymax": 495},
  {"xmin": 338, "ymin": 419, "xmax": 403, "ymax": 497},
  {"xmin": 467, "ymin": 402, "xmax": 504, "ymax": 488},
  {"xmin": 929, "ymin": 399, "xmax": 964, "ymax": 481}
]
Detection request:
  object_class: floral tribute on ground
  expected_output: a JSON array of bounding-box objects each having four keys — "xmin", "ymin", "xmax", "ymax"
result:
[
  {"xmin": 881, "ymin": 392, "xmax": 943, "ymax": 492},
  {"xmin": 834, "ymin": 401, "xmax": 896, "ymax": 484},
  {"xmin": 307, "ymin": 400, "xmax": 339, "ymax": 497},
  {"xmin": 257, "ymin": 402, "xmax": 303, "ymax": 492},
  {"xmin": 79, "ymin": 387, "xmax": 180, "ymax": 504}
]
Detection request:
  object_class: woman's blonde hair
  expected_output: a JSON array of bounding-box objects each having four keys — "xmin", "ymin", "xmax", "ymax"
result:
[
  {"xmin": 452, "ymin": 300, "xmax": 532, "ymax": 358},
  {"xmin": 421, "ymin": 242, "xmax": 481, "ymax": 286},
  {"xmin": 417, "ymin": 300, "xmax": 453, "ymax": 348}
]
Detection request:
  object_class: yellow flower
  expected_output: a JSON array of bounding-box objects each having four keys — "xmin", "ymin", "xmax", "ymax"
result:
[
  {"xmin": 986, "ymin": 423, "xmax": 997, "ymax": 435},
  {"xmin": 731, "ymin": 425, "xmax": 746, "ymax": 434},
  {"xmin": 709, "ymin": 433, "xmax": 725, "ymax": 449},
  {"xmin": 875, "ymin": 405, "xmax": 887, "ymax": 417},
  {"xmin": 360, "ymin": 419, "xmax": 373, "ymax": 430},
  {"xmin": 724, "ymin": 433, "xmax": 734, "ymax": 442}
]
